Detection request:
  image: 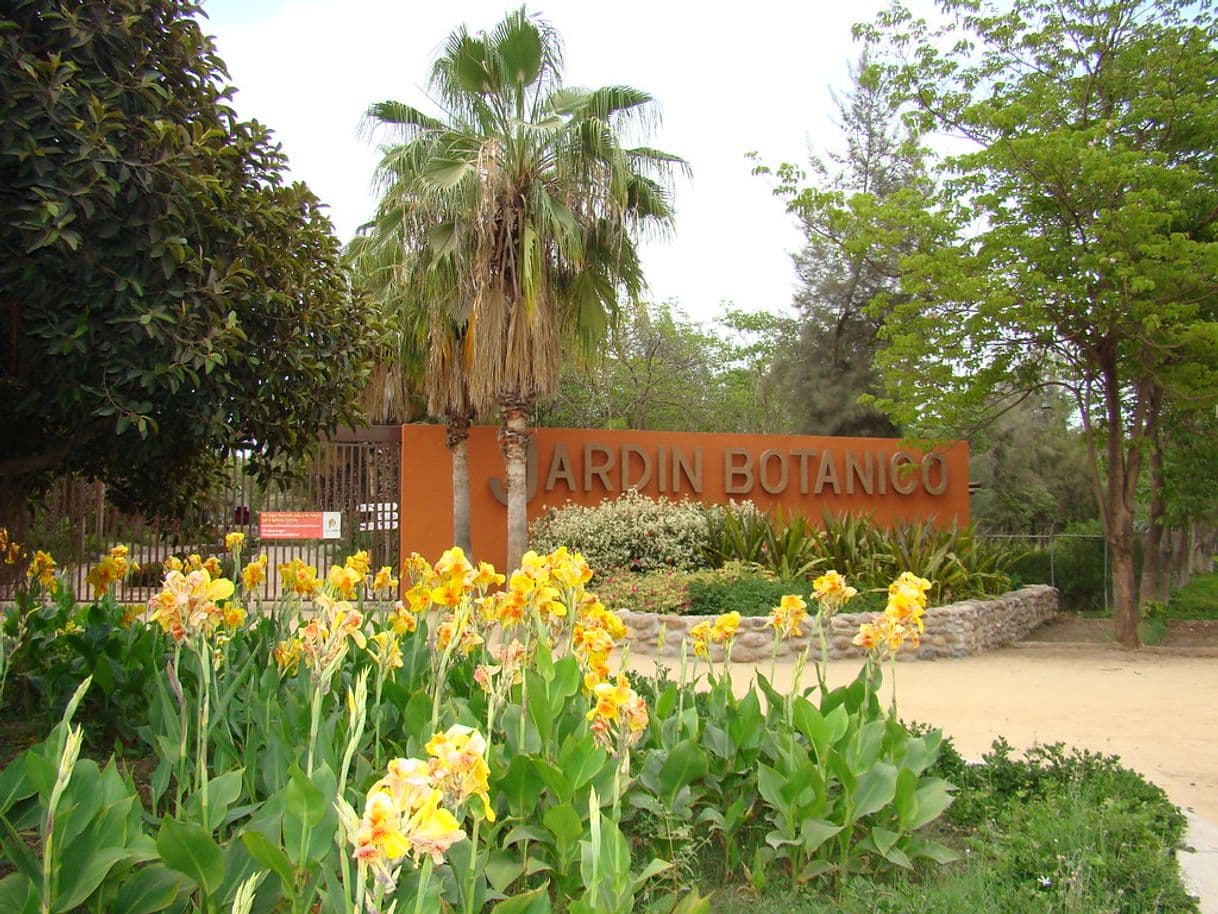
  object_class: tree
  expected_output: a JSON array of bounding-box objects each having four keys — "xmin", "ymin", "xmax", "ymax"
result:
[
  {"xmin": 0, "ymin": 0, "xmax": 378, "ymax": 526},
  {"xmin": 348, "ymin": 194, "xmax": 478, "ymax": 554},
  {"xmin": 755, "ymin": 52, "xmax": 928, "ymax": 437},
  {"xmin": 859, "ymin": 0, "xmax": 1218, "ymax": 646},
  {"xmin": 363, "ymin": 7, "xmax": 682, "ymax": 568},
  {"xmin": 537, "ymin": 301, "xmax": 796, "ymax": 434}
]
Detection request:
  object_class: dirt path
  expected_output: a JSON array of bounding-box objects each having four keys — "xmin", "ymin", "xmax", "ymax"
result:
[{"xmin": 630, "ymin": 642, "xmax": 1218, "ymax": 820}]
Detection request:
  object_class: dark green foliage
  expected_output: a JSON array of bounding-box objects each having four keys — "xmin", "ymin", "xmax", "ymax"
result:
[
  {"xmin": 684, "ymin": 575, "xmax": 885, "ymax": 618},
  {"xmin": 1165, "ymin": 571, "xmax": 1218, "ymax": 620},
  {"xmin": 712, "ymin": 737, "xmax": 1197, "ymax": 914},
  {"xmin": 0, "ymin": 0, "xmax": 378, "ymax": 523},
  {"xmin": 705, "ymin": 509, "xmax": 1023, "ymax": 603},
  {"xmin": 1011, "ymin": 536, "xmax": 1145, "ymax": 613}
]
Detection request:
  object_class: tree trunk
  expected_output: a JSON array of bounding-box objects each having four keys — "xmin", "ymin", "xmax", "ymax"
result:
[
  {"xmin": 499, "ymin": 402, "xmax": 532, "ymax": 572},
  {"xmin": 446, "ymin": 415, "xmax": 473, "ymax": 557},
  {"xmin": 1139, "ymin": 436, "xmax": 1169, "ymax": 606},
  {"xmin": 1111, "ymin": 534, "xmax": 1139, "ymax": 647}
]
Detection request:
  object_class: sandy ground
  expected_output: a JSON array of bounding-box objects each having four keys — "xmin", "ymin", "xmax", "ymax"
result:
[{"xmin": 628, "ymin": 643, "xmax": 1218, "ymax": 820}]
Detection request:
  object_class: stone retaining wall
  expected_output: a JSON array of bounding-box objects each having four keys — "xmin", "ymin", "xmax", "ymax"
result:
[{"xmin": 617, "ymin": 584, "xmax": 1058, "ymax": 662}]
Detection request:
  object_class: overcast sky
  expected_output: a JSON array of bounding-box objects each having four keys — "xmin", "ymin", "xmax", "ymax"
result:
[{"xmin": 199, "ymin": 0, "xmax": 892, "ymax": 323}]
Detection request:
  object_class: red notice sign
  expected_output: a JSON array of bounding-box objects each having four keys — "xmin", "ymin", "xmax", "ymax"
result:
[{"xmin": 260, "ymin": 511, "xmax": 342, "ymax": 540}]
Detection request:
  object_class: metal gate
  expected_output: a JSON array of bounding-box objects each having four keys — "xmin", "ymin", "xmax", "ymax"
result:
[{"xmin": 1, "ymin": 427, "xmax": 402, "ymax": 603}]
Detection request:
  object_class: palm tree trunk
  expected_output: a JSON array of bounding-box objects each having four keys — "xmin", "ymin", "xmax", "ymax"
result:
[
  {"xmin": 499, "ymin": 400, "xmax": 532, "ymax": 571},
  {"xmin": 446, "ymin": 415, "xmax": 473, "ymax": 557}
]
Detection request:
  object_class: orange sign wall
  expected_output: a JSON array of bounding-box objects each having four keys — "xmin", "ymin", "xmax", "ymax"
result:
[{"xmin": 400, "ymin": 425, "xmax": 969, "ymax": 572}]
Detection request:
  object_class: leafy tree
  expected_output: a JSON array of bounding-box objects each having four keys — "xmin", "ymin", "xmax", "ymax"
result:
[
  {"xmin": 755, "ymin": 52, "xmax": 928, "ymax": 437},
  {"xmin": 362, "ymin": 8, "xmax": 682, "ymax": 568},
  {"xmin": 968, "ymin": 395, "xmax": 1097, "ymax": 534},
  {"xmin": 537, "ymin": 301, "xmax": 797, "ymax": 434},
  {"xmin": 859, "ymin": 0, "xmax": 1218, "ymax": 645},
  {"xmin": 0, "ymin": 0, "xmax": 377, "ymax": 526}
]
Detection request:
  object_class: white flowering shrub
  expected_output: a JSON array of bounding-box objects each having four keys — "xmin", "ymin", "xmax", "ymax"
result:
[{"xmin": 529, "ymin": 489, "xmax": 715, "ymax": 572}]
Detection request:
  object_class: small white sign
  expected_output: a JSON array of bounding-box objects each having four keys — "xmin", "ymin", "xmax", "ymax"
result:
[{"xmin": 322, "ymin": 511, "xmax": 342, "ymax": 539}]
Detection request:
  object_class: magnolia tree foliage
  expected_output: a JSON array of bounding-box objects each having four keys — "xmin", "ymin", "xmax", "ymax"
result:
[
  {"xmin": 858, "ymin": 0, "xmax": 1218, "ymax": 645},
  {"xmin": 0, "ymin": 0, "xmax": 378, "ymax": 523}
]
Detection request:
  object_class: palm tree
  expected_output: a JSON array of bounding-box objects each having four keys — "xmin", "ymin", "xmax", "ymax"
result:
[
  {"xmin": 364, "ymin": 6, "xmax": 683, "ymax": 568},
  {"xmin": 348, "ymin": 197, "xmax": 478, "ymax": 555}
]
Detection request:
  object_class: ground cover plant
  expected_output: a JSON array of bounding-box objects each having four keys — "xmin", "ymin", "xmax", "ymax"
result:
[
  {"xmin": 709, "ymin": 739, "xmax": 1197, "ymax": 914},
  {"xmin": 0, "ymin": 530, "xmax": 955, "ymax": 913},
  {"xmin": 556, "ymin": 496, "xmax": 1023, "ymax": 618}
]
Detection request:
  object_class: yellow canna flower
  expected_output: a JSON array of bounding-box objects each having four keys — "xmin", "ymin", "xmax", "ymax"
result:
[
  {"xmin": 371, "ymin": 566, "xmax": 398, "ymax": 595},
  {"xmin": 345, "ymin": 550, "xmax": 372, "ymax": 576},
  {"xmin": 225, "ymin": 532, "xmax": 245, "ymax": 551}
]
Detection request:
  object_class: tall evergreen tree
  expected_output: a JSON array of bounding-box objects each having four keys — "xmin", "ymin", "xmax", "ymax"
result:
[{"xmin": 761, "ymin": 52, "xmax": 929, "ymax": 437}]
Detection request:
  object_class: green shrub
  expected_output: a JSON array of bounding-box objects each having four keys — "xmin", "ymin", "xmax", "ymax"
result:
[
  {"xmin": 1166, "ymin": 571, "xmax": 1218, "ymax": 619},
  {"xmin": 595, "ymin": 568, "xmax": 693, "ymax": 614},
  {"xmin": 1010, "ymin": 536, "xmax": 1113, "ymax": 611},
  {"xmin": 530, "ymin": 489, "xmax": 714, "ymax": 571}
]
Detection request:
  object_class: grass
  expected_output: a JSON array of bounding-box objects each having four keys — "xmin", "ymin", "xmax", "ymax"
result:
[
  {"xmin": 1166, "ymin": 571, "xmax": 1218, "ymax": 620},
  {"xmin": 708, "ymin": 738, "xmax": 1198, "ymax": 914}
]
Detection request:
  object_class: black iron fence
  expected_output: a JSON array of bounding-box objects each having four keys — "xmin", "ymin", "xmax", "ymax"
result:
[{"xmin": 2, "ymin": 427, "xmax": 401, "ymax": 603}]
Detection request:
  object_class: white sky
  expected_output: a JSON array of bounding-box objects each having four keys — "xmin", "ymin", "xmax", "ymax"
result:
[{"xmin": 199, "ymin": 0, "xmax": 892, "ymax": 323}]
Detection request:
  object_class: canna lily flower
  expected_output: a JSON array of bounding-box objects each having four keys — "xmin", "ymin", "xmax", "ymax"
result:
[
  {"xmin": 224, "ymin": 532, "xmax": 245, "ymax": 551},
  {"xmin": 367, "ymin": 631, "xmax": 404, "ymax": 674},
  {"xmin": 371, "ymin": 566, "xmax": 398, "ymax": 595},
  {"xmin": 345, "ymin": 550, "xmax": 372, "ymax": 576},
  {"xmin": 26, "ymin": 550, "xmax": 58, "ymax": 592},
  {"xmin": 425, "ymin": 725, "xmax": 496, "ymax": 822},
  {"xmin": 388, "ymin": 601, "xmax": 418, "ymax": 635},
  {"xmin": 812, "ymin": 569, "xmax": 858, "ymax": 616},
  {"xmin": 767, "ymin": 594, "xmax": 809, "ymax": 639},
  {"xmin": 328, "ymin": 564, "xmax": 365, "ymax": 599},
  {"xmin": 241, "ymin": 554, "xmax": 268, "ymax": 593},
  {"xmin": 472, "ymin": 561, "xmax": 505, "ymax": 591}
]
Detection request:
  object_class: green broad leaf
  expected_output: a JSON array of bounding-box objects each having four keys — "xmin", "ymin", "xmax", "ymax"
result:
[
  {"xmin": 798, "ymin": 819, "xmax": 843, "ymax": 854},
  {"xmin": 795, "ymin": 858, "xmax": 834, "ymax": 883},
  {"xmin": 908, "ymin": 836, "xmax": 960, "ymax": 864},
  {"xmin": 549, "ymin": 656, "xmax": 582, "ymax": 706},
  {"xmin": 851, "ymin": 762, "xmax": 898, "ymax": 821},
  {"xmin": 0, "ymin": 813, "xmax": 41, "ymax": 883},
  {"xmin": 0, "ymin": 872, "xmax": 36, "ymax": 914},
  {"xmin": 756, "ymin": 764, "xmax": 792, "ymax": 822},
  {"xmin": 240, "ymin": 831, "xmax": 295, "ymax": 891},
  {"xmin": 910, "ymin": 778, "xmax": 954, "ymax": 830},
  {"xmin": 115, "ymin": 864, "xmax": 196, "ymax": 914},
  {"xmin": 499, "ymin": 755, "xmax": 544, "ymax": 816},
  {"xmin": 484, "ymin": 849, "xmax": 526, "ymax": 893},
  {"xmin": 870, "ymin": 825, "xmax": 901, "ymax": 855},
  {"xmin": 824, "ymin": 704, "xmax": 850, "ymax": 745},
  {"xmin": 764, "ymin": 830, "xmax": 801, "ymax": 850},
  {"xmin": 284, "ymin": 766, "xmax": 325, "ymax": 826},
  {"xmin": 531, "ymin": 759, "xmax": 572, "ymax": 803},
  {"xmin": 490, "ymin": 883, "xmax": 552, "ymax": 914},
  {"xmin": 670, "ymin": 888, "xmax": 712, "ymax": 914},
  {"xmin": 893, "ymin": 768, "xmax": 919, "ymax": 827},
  {"xmin": 187, "ymin": 769, "xmax": 244, "ymax": 827},
  {"xmin": 542, "ymin": 803, "xmax": 584, "ymax": 861},
  {"xmin": 882, "ymin": 841, "xmax": 913, "ymax": 870},
  {"xmin": 557, "ymin": 733, "xmax": 608, "ymax": 791},
  {"xmin": 53, "ymin": 847, "xmax": 132, "ymax": 913},
  {"xmin": 632, "ymin": 857, "xmax": 673, "ymax": 891},
  {"xmin": 728, "ymin": 688, "xmax": 763, "ymax": 751},
  {"xmin": 0, "ymin": 759, "xmax": 34, "ymax": 817},
  {"xmin": 654, "ymin": 684, "xmax": 678, "ymax": 721},
  {"xmin": 500, "ymin": 824, "xmax": 550, "ymax": 848},
  {"xmin": 54, "ymin": 758, "xmax": 103, "ymax": 851},
  {"xmin": 402, "ymin": 691, "xmax": 431, "ymax": 743},
  {"xmin": 657, "ymin": 740, "xmax": 708, "ymax": 805},
  {"xmin": 849, "ymin": 719, "xmax": 887, "ymax": 771},
  {"xmin": 156, "ymin": 817, "xmax": 226, "ymax": 895}
]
